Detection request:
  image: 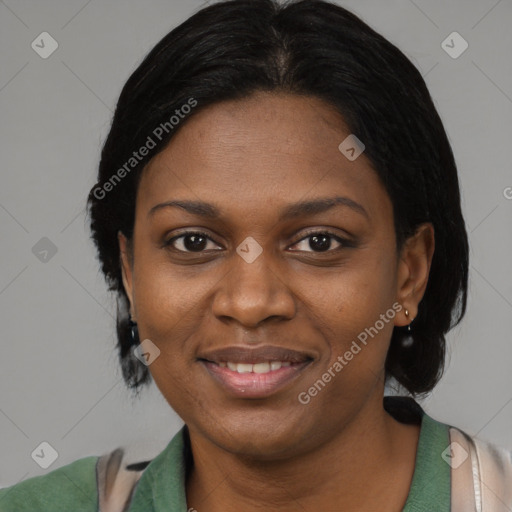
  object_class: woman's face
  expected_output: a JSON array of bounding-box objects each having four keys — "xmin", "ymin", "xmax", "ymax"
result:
[{"xmin": 120, "ymin": 91, "xmax": 428, "ymax": 460}]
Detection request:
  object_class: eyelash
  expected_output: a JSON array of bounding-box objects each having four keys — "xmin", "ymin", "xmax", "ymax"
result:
[{"xmin": 164, "ymin": 230, "xmax": 352, "ymax": 254}]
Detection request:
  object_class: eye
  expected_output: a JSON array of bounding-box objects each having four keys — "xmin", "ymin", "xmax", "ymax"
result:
[
  {"xmin": 164, "ymin": 229, "xmax": 352, "ymax": 254},
  {"xmin": 164, "ymin": 231, "xmax": 222, "ymax": 253},
  {"xmin": 289, "ymin": 230, "xmax": 349, "ymax": 253}
]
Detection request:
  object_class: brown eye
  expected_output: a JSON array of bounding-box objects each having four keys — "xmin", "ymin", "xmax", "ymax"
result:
[
  {"xmin": 290, "ymin": 231, "xmax": 351, "ymax": 253},
  {"xmin": 165, "ymin": 232, "xmax": 222, "ymax": 253}
]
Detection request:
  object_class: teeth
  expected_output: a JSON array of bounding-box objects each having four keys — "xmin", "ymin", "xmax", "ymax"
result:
[
  {"xmin": 236, "ymin": 363, "xmax": 253, "ymax": 374},
  {"xmin": 219, "ymin": 361, "xmax": 293, "ymax": 374},
  {"xmin": 253, "ymin": 362, "xmax": 270, "ymax": 373}
]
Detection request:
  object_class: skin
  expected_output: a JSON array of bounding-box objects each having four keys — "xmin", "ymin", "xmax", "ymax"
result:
[{"xmin": 119, "ymin": 91, "xmax": 435, "ymax": 511}]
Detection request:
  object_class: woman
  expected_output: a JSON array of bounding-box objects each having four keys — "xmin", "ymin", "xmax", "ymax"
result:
[{"xmin": 1, "ymin": 0, "xmax": 510, "ymax": 510}]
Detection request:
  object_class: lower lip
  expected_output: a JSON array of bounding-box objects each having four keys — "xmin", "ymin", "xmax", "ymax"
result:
[{"xmin": 201, "ymin": 361, "xmax": 311, "ymax": 398}]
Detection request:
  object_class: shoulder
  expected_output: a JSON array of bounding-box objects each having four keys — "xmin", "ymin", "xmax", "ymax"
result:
[
  {"xmin": 0, "ymin": 445, "xmax": 156, "ymax": 512},
  {"xmin": 449, "ymin": 426, "xmax": 512, "ymax": 510},
  {"xmin": 0, "ymin": 455, "xmax": 99, "ymax": 512},
  {"xmin": 0, "ymin": 432, "xmax": 183, "ymax": 512},
  {"xmin": 386, "ymin": 397, "xmax": 512, "ymax": 509}
]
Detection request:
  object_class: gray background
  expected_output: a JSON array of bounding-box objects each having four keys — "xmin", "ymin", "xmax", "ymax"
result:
[{"xmin": 1, "ymin": 0, "xmax": 511, "ymax": 488}]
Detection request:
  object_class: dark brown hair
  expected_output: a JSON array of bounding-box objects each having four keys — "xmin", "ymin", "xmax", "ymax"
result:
[{"xmin": 87, "ymin": 0, "xmax": 469, "ymax": 396}]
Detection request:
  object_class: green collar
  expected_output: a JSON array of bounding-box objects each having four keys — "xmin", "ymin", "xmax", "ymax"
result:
[
  {"xmin": 128, "ymin": 399, "xmax": 450, "ymax": 511},
  {"xmin": 128, "ymin": 426, "xmax": 189, "ymax": 511},
  {"xmin": 402, "ymin": 410, "xmax": 451, "ymax": 511}
]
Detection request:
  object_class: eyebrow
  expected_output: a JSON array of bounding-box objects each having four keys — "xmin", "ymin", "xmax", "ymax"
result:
[{"xmin": 148, "ymin": 196, "xmax": 369, "ymax": 221}]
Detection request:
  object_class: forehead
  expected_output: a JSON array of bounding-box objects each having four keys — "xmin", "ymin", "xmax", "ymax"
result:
[{"xmin": 138, "ymin": 91, "xmax": 391, "ymax": 225}]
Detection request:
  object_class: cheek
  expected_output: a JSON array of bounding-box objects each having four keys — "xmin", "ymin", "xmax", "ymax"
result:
[
  {"xmin": 311, "ymin": 256, "xmax": 397, "ymax": 338},
  {"xmin": 308, "ymin": 253, "xmax": 398, "ymax": 388},
  {"xmin": 130, "ymin": 263, "xmax": 191, "ymax": 382},
  {"xmin": 132, "ymin": 253, "xmax": 206, "ymax": 336},
  {"xmin": 303, "ymin": 297, "xmax": 396, "ymax": 414}
]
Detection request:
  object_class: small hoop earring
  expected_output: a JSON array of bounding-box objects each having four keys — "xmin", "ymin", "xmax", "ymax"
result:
[
  {"xmin": 402, "ymin": 308, "xmax": 414, "ymax": 347},
  {"xmin": 405, "ymin": 309, "xmax": 411, "ymax": 332},
  {"xmin": 128, "ymin": 317, "xmax": 139, "ymax": 345}
]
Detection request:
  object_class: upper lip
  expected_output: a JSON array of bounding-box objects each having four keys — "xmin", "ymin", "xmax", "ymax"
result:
[{"xmin": 198, "ymin": 345, "xmax": 314, "ymax": 364}]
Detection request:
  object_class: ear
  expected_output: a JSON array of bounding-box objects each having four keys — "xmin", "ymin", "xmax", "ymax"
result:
[
  {"xmin": 118, "ymin": 231, "xmax": 136, "ymax": 321},
  {"xmin": 394, "ymin": 222, "xmax": 435, "ymax": 327}
]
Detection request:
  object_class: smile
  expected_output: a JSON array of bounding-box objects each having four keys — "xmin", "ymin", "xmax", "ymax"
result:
[
  {"xmin": 197, "ymin": 344, "xmax": 315, "ymax": 398},
  {"xmin": 199, "ymin": 359, "xmax": 312, "ymax": 399},
  {"xmin": 220, "ymin": 361, "xmax": 291, "ymax": 373}
]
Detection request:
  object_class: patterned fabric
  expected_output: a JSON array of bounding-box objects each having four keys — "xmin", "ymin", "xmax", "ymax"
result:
[{"xmin": 96, "ymin": 448, "xmax": 151, "ymax": 512}]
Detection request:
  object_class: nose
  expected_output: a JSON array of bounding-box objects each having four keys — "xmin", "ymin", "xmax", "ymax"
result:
[{"xmin": 211, "ymin": 248, "xmax": 296, "ymax": 329}]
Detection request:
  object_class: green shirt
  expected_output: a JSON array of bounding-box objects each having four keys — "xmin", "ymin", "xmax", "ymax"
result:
[{"xmin": 0, "ymin": 399, "xmax": 451, "ymax": 511}]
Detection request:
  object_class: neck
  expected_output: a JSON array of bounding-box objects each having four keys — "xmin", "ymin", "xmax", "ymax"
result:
[{"xmin": 185, "ymin": 394, "xmax": 420, "ymax": 512}]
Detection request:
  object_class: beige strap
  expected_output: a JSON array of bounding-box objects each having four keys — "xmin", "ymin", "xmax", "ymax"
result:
[
  {"xmin": 96, "ymin": 448, "xmax": 146, "ymax": 512},
  {"xmin": 450, "ymin": 428, "xmax": 480, "ymax": 511},
  {"xmin": 450, "ymin": 427, "xmax": 512, "ymax": 512}
]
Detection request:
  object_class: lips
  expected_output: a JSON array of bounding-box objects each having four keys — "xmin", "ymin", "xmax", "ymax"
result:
[
  {"xmin": 198, "ymin": 345, "xmax": 312, "ymax": 365},
  {"xmin": 198, "ymin": 345, "xmax": 314, "ymax": 399}
]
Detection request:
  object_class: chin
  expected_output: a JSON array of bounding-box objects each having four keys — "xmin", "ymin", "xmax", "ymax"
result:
[{"xmin": 197, "ymin": 410, "xmax": 316, "ymax": 461}]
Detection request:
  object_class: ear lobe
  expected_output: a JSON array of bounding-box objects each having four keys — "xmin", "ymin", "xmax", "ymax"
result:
[
  {"xmin": 395, "ymin": 223, "xmax": 435, "ymax": 326},
  {"xmin": 118, "ymin": 231, "xmax": 135, "ymax": 318}
]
